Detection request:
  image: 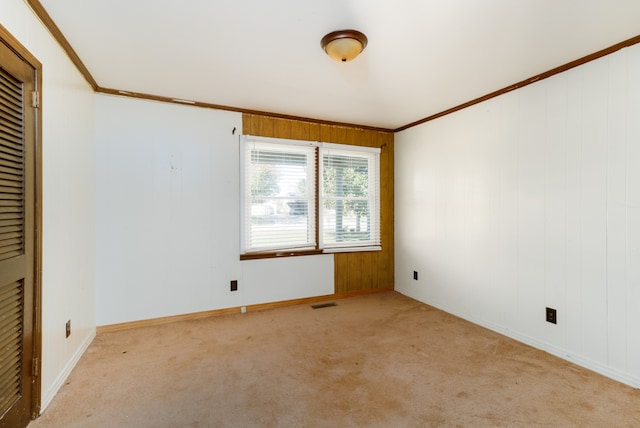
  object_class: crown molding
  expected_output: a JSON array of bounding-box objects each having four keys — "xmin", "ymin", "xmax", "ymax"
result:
[
  {"xmin": 95, "ymin": 87, "xmax": 393, "ymax": 133},
  {"xmin": 23, "ymin": 1, "xmax": 640, "ymax": 134},
  {"xmin": 394, "ymin": 34, "xmax": 640, "ymax": 132},
  {"xmin": 25, "ymin": 0, "xmax": 98, "ymax": 90}
]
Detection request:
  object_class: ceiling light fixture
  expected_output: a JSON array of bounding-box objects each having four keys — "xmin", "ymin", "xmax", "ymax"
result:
[{"xmin": 321, "ymin": 29, "xmax": 368, "ymax": 62}]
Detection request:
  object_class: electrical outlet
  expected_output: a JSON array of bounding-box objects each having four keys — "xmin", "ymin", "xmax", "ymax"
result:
[
  {"xmin": 230, "ymin": 280, "xmax": 238, "ymax": 292},
  {"xmin": 546, "ymin": 307, "xmax": 557, "ymax": 324},
  {"xmin": 66, "ymin": 320, "xmax": 71, "ymax": 338},
  {"xmin": 413, "ymin": 271, "xmax": 418, "ymax": 280}
]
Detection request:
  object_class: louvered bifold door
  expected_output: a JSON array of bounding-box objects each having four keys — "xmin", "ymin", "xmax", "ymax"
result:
[
  {"xmin": 0, "ymin": 280, "xmax": 23, "ymax": 416},
  {"xmin": 0, "ymin": 63, "xmax": 29, "ymax": 424},
  {"xmin": 0, "ymin": 67, "xmax": 25, "ymax": 264}
]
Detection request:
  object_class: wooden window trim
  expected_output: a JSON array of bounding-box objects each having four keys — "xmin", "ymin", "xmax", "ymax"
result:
[{"xmin": 240, "ymin": 249, "xmax": 323, "ymax": 261}]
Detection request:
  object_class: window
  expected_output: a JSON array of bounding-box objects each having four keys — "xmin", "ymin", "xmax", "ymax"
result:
[
  {"xmin": 241, "ymin": 136, "xmax": 380, "ymax": 257},
  {"xmin": 241, "ymin": 138, "xmax": 316, "ymax": 253},
  {"xmin": 320, "ymin": 144, "xmax": 380, "ymax": 250}
]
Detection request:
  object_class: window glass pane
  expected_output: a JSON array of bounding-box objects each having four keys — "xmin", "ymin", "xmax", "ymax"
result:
[
  {"xmin": 322, "ymin": 199, "xmax": 371, "ymax": 244},
  {"xmin": 243, "ymin": 139, "xmax": 315, "ymax": 253},
  {"xmin": 321, "ymin": 150, "xmax": 380, "ymax": 248}
]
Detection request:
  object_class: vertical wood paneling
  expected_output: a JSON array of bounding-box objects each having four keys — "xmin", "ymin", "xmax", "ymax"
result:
[
  {"xmin": 489, "ymin": 95, "xmax": 519, "ymax": 329},
  {"xmin": 606, "ymin": 50, "xmax": 629, "ymax": 370},
  {"xmin": 242, "ymin": 115, "xmax": 394, "ymax": 293},
  {"xmin": 544, "ymin": 74, "xmax": 568, "ymax": 347},
  {"xmin": 515, "ymin": 85, "xmax": 547, "ymax": 337},
  {"xmin": 377, "ymin": 131, "xmax": 394, "ymax": 292},
  {"xmin": 580, "ymin": 59, "xmax": 609, "ymax": 363},
  {"xmin": 626, "ymin": 48, "xmax": 640, "ymax": 378},
  {"xmin": 564, "ymin": 66, "xmax": 584, "ymax": 356}
]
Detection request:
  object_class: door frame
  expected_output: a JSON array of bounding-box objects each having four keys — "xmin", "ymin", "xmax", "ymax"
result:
[{"xmin": 0, "ymin": 24, "xmax": 43, "ymax": 419}]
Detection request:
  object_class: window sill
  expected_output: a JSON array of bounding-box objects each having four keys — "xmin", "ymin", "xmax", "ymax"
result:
[
  {"xmin": 323, "ymin": 246, "xmax": 382, "ymax": 253},
  {"xmin": 240, "ymin": 249, "xmax": 323, "ymax": 261},
  {"xmin": 240, "ymin": 246, "xmax": 382, "ymax": 260}
]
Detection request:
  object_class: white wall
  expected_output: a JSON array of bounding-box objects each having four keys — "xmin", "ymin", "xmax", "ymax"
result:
[
  {"xmin": 396, "ymin": 44, "xmax": 640, "ymax": 387},
  {"xmin": 95, "ymin": 95, "xmax": 333, "ymax": 326},
  {"xmin": 1, "ymin": 0, "xmax": 97, "ymax": 411}
]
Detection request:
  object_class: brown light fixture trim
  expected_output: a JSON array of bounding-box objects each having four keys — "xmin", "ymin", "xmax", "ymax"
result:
[{"xmin": 321, "ymin": 29, "xmax": 368, "ymax": 62}]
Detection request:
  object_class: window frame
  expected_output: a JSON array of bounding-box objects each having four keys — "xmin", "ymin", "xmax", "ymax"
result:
[
  {"xmin": 240, "ymin": 135, "xmax": 381, "ymax": 259},
  {"xmin": 318, "ymin": 143, "xmax": 381, "ymax": 252}
]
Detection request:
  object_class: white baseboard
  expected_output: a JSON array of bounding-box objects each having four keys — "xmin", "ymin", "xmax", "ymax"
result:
[
  {"xmin": 410, "ymin": 297, "xmax": 640, "ymax": 389},
  {"xmin": 40, "ymin": 328, "xmax": 97, "ymax": 413},
  {"xmin": 475, "ymin": 316, "xmax": 640, "ymax": 389}
]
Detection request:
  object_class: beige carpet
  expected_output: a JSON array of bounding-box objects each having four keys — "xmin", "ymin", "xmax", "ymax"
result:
[{"xmin": 30, "ymin": 292, "xmax": 639, "ymax": 427}]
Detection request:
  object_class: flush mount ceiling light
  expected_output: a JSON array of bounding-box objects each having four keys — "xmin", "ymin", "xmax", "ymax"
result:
[{"xmin": 321, "ymin": 29, "xmax": 368, "ymax": 62}]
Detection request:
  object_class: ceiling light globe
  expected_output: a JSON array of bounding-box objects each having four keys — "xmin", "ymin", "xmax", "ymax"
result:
[{"xmin": 321, "ymin": 30, "xmax": 368, "ymax": 62}]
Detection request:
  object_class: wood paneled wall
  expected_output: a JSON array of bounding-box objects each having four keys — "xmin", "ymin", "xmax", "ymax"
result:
[{"xmin": 243, "ymin": 114, "xmax": 394, "ymax": 293}]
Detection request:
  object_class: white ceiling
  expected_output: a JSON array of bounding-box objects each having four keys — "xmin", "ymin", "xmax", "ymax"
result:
[{"xmin": 38, "ymin": 0, "xmax": 640, "ymax": 130}]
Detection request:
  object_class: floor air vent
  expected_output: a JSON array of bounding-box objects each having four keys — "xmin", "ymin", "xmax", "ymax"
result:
[{"xmin": 311, "ymin": 302, "xmax": 337, "ymax": 309}]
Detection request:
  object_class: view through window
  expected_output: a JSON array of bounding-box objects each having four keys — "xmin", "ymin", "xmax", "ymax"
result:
[{"xmin": 241, "ymin": 136, "xmax": 380, "ymax": 256}]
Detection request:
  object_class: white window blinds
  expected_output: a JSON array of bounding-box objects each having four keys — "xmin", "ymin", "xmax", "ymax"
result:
[
  {"xmin": 240, "ymin": 136, "xmax": 380, "ymax": 255},
  {"xmin": 241, "ymin": 137, "xmax": 316, "ymax": 253},
  {"xmin": 320, "ymin": 144, "xmax": 380, "ymax": 250}
]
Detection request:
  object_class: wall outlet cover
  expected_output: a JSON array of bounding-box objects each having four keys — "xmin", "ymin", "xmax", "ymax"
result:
[{"xmin": 546, "ymin": 307, "xmax": 557, "ymax": 324}]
